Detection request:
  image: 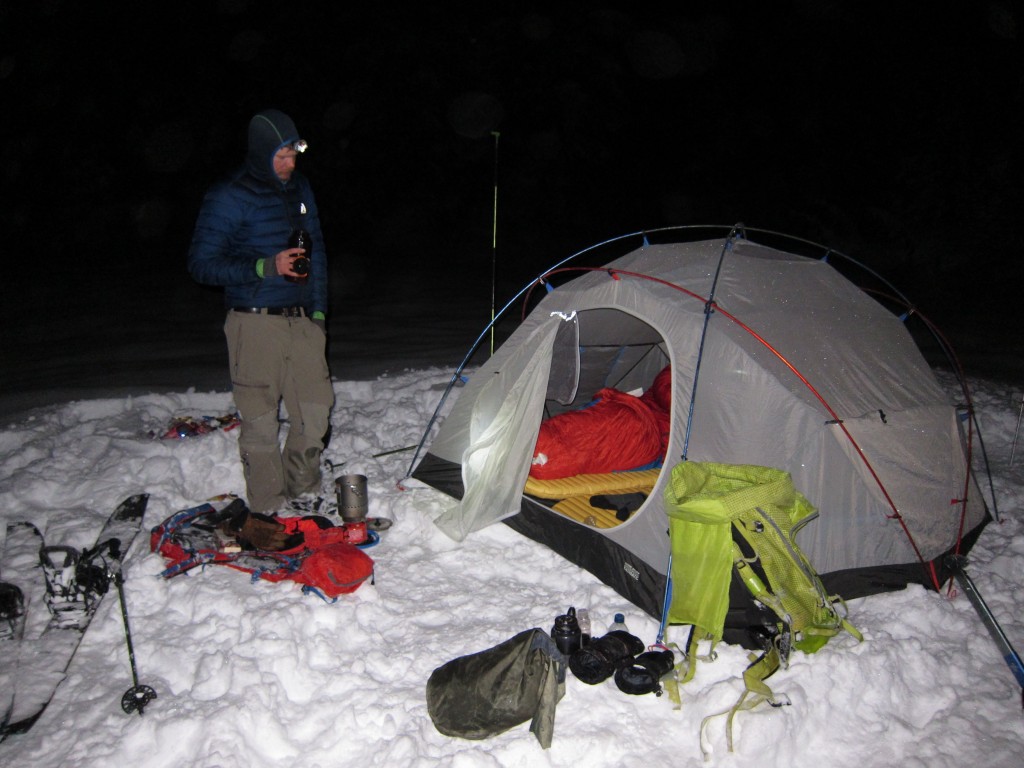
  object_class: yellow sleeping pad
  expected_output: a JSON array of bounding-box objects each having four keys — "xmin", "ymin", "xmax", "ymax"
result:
[{"xmin": 523, "ymin": 469, "xmax": 661, "ymax": 528}]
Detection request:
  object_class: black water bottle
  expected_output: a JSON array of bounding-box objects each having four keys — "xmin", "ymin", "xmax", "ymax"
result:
[
  {"xmin": 285, "ymin": 229, "xmax": 312, "ymax": 284},
  {"xmin": 551, "ymin": 606, "xmax": 583, "ymax": 655}
]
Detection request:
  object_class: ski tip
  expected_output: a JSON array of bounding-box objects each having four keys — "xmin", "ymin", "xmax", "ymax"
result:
[
  {"xmin": 117, "ymin": 494, "xmax": 150, "ymax": 514},
  {"xmin": 0, "ymin": 708, "xmax": 43, "ymax": 740}
]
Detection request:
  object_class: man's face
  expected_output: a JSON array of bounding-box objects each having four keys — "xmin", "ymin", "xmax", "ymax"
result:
[{"xmin": 273, "ymin": 147, "xmax": 299, "ymax": 182}]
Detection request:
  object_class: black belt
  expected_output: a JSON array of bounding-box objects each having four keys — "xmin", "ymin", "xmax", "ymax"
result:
[{"xmin": 231, "ymin": 306, "xmax": 307, "ymax": 317}]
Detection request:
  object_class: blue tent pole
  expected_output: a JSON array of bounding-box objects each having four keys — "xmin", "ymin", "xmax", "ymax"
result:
[
  {"xmin": 679, "ymin": 224, "xmax": 743, "ymax": 461},
  {"xmin": 657, "ymin": 224, "xmax": 744, "ymax": 643}
]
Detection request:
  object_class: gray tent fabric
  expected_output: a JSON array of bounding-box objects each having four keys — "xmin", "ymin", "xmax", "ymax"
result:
[
  {"xmin": 426, "ymin": 628, "xmax": 566, "ymax": 748},
  {"xmin": 433, "ymin": 319, "xmax": 562, "ymax": 541},
  {"xmin": 414, "ymin": 235, "xmax": 988, "ymax": 614}
]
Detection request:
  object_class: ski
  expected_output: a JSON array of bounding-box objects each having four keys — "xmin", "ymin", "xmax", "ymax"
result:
[
  {"xmin": 1, "ymin": 522, "xmax": 45, "ymax": 732},
  {"xmin": 0, "ymin": 493, "xmax": 149, "ymax": 741}
]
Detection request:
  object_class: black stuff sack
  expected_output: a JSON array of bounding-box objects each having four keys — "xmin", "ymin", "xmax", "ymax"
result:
[{"xmin": 425, "ymin": 628, "xmax": 566, "ymax": 749}]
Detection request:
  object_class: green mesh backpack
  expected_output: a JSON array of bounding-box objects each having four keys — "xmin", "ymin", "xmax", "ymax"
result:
[{"xmin": 663, "ymin": 461, "xmax": 862, "ymax": 754}]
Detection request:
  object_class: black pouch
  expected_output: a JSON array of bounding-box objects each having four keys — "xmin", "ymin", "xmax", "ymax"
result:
[
  {"xmin": 614, "ymin": 649, "xmax": 676, "ymax": 695},
  {"xmin": 568, "ymin": 630, "xmax": 644, "ymax": 684}
]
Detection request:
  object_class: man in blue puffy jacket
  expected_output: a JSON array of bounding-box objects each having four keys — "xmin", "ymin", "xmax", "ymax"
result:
[{"xmin": 188, "ymin": 109, "xmax": 334, "ymax": 513}]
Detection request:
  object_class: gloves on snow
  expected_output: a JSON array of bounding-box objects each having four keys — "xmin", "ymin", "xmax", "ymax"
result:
[{"xmin": 219, "ymin": 508, "xmax": 303, "ymax": 552}]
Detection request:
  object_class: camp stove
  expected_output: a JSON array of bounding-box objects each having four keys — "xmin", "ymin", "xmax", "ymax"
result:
[
  {"xmin": 336, "ymin": 474, "xmax": 369, "ymax": 545},
  {"xmin": 340, "ymin": 519, "xmax": 368, "ymax": 545}
]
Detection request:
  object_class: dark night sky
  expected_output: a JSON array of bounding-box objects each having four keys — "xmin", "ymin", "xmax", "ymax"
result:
[{"xmin": 2, "ymin": 1, "xmax": 1022, "ymax": 393}]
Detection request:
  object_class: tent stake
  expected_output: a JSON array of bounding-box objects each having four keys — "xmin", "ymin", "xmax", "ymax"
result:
[{"xmin": 945, "ymin": 555, "xmax": 1024, "ymax": 709}]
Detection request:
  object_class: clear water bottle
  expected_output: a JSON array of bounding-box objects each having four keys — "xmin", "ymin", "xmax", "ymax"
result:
[
  {"xmin": 609, "ymin": 612, "xmax": 628, "ymax": 633},
  {"xmin": 577, "ymin": 608, "xmax": 591, "ymax": 645}
]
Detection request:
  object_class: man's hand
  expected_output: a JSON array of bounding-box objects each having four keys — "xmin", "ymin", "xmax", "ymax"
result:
[{"xmin": 271, "ymin": 246, "xmax": 307, "ymax": 278}]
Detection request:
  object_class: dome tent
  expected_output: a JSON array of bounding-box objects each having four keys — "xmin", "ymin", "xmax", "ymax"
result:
[{"xmin": 409, "ymin": 227, "xmax": 989, "ymax": 621}]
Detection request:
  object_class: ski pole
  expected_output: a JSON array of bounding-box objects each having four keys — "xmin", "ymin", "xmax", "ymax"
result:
[
  {"xmin": 1010, "ymin": 391, "xmax": 1023, "ymax": 467},
  {"xmin": 946, "ymin": 555, "xmax": 1024, "ymax": 709},
  {"xmin": 113, "ymin": 564, "xmax": 157, "ymax": 716}
]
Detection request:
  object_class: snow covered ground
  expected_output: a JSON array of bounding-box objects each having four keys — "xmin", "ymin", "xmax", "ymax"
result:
[{"xmin": 0, "ymin": 361, "xmax": 1021, "ymax": 767}]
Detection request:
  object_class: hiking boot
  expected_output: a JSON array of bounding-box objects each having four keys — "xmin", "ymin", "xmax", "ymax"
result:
[
  {"xmin": 286, "ymin": 493, "xmax": 336, "ymax": 517},
  {"xmin": 284, "ymin": 457, "xmax": 347, "ymax": 519}
]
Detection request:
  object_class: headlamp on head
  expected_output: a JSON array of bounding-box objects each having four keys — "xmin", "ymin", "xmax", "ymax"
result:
[{"xmin": 292, "ymin": 139, "xmax": 308, "ymax": 153}]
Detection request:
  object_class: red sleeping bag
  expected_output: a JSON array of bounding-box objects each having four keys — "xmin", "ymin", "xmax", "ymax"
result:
[
  {"xmin": 640, "ymin": 365, "xmax": 672, "ymax": 451},
  {"xmin": 641, "ymin": 365, "xmax": 672, "ymax": 413},
  {"xmin": 530, "ymin": 367, "xmax": 672, "ymax": 481},
  {"xmin": 530, "ymin": 390, "xmax": 659, "ymax": 480}
]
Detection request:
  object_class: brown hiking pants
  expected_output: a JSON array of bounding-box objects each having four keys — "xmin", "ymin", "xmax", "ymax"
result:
[{"xmin": 224, "ymin": 311, "xmax": 334, "ymax": 513}]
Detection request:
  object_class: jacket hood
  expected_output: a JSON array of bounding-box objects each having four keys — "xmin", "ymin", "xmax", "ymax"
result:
[{"xmin": 246, "ymin": 109, "xmax": 301, "ymax": 183}]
